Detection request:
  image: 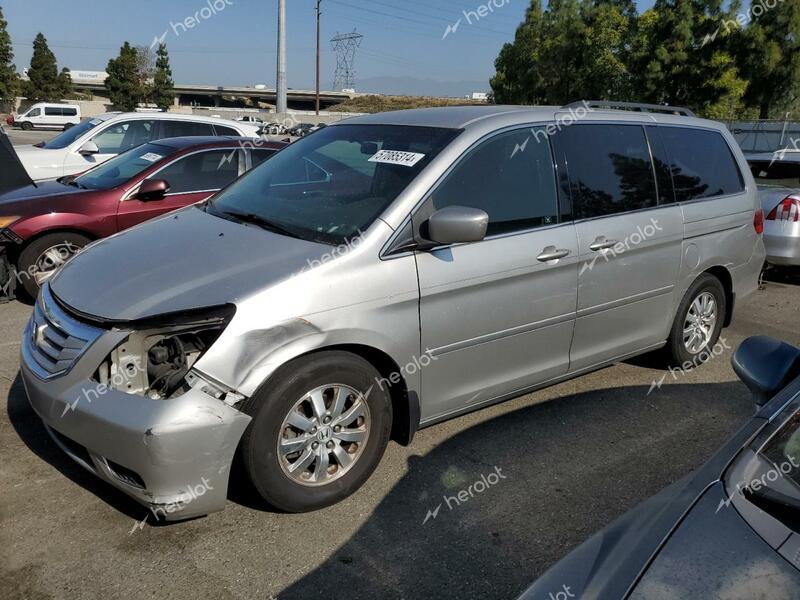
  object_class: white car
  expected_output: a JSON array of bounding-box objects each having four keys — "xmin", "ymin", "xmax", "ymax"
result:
[
  {"xmin": 9, "ymin": 103, "xmax": 81, "ymax": 131},
  {"xmin": 14, "ymin": 112, "xmax": 261, "ymax": 181}
]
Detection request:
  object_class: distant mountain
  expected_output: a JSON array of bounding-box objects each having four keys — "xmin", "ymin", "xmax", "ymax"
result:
[{"xmin": 355, "ymin": 76, "xmax": 491, "ymax": 98}]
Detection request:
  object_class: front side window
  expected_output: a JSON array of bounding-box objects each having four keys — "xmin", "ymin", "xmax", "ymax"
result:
[
  {"xmin": 27, "ymin": 108, "xmax": 41, "ymax": 117},
  {"xmin": 427, "ymin": 127, "xmax": 559, "ymax": 236},
  {"xmin": 40, "ymin": 118, "xmax": 99, "ymax": 149},
  {"xmin": 92, "ymin": 120, "xmax": 154, "ymax": 154},
  {"xmin": 659, "ymin": 127, "xmax": 745, "ymax": 201},
  {"xmin": 207, "ymin": 124, "xmax": 460, "ymax": 245},
  {"xmin": 74, "ymin": 143, "xmax": 179, "ymax": 190},
  {"xmin": 161, "ymin": 120, "xmax": 215, "ymax": 138},
  {"xmin": 558, "ymin": 124, "xmax": 657, "ymax": 219},
  {"xmin": 155, "ymin": 149, "xmax": 241, "ymax": 194}
]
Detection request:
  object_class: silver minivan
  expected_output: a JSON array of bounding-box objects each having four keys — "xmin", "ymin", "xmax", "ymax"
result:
[{"xmin": 21, "ymin": 105, "xmax": 766, "ymax": 519}]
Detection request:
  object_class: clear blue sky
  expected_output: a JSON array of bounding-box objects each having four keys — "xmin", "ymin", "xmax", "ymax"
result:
[{"xmin": 2, "ymin": 0, "xmax": 655, "ymax": 95}]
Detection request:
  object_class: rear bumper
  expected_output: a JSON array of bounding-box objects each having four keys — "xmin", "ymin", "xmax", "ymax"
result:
[
  {"xmin": 763, "ymin": 220, "xmax": 800, "ymax": 266},
  {"xmin": 20, "ymin": 313, "xmax": 251, "ymax": 521}
]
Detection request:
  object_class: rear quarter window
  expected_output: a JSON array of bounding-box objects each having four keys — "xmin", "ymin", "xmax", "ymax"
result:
[{"xmin": 659, "ymin": 127, "xmax": 745, "ymax": 201}]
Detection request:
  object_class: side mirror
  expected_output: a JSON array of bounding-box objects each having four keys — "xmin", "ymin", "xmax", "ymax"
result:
[
  {"xmin": 732, "ymin": 336, "xmax": 800, "ymax": 406},
  {"xmin": 427, "ymin": 206, "xmax": 488, "ymax": 246},
  {"xmin": 137, "ymin": 179, "xmax": 170, "ymax": 201},
  {"xmin": 78, "ymin": 141, "xmax": 99, "ymax": 156}
]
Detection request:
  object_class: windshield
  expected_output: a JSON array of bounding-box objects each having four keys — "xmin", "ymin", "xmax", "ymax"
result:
[
  {"xmin": 38, "ymin": 118, "xmax": 101, "ymax": 149},
  {"xmin": 74, "ymin": 143, "xmax": 177, "ymax": 190},
  {"xmin": 206, "ymin": 124, "xmax": 460, "ymax": 244},
  {"xmin": 750, "ymin": 161, "xmax": 800, "ymax": 189}
]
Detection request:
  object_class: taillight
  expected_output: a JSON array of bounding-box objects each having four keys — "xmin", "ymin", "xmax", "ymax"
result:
[
  {"xmin": 754, "ymin": 209, "xmax": 764, "ymax": 234},
  {"xmin": 766, "ymin": 195, "xmax": 800, "ymax": 223}
]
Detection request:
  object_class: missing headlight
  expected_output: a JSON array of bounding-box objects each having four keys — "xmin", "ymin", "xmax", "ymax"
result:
[{"xmin": 93, "ymin": 306, "xmax": 235, "ymax": 400}]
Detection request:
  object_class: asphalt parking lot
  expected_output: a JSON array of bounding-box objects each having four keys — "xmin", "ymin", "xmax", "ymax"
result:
[
  {"xmin": 3, "ymin": 126, "xmax": 56, "ymax": 146},
  {"xmin": 2, "ymin": 270, "xmax": 797, "ymax": 600}
]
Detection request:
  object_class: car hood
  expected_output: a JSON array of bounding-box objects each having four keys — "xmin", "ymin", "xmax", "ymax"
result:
[
  {"xmin": 0, "ymin": 180, "xmax": 83, "ymax": 205},
  {"xmin": 49, "ymin": 205, "xmax": 333, "ymax": 322},
  {"xmin": 518, "ymin": 416, "xmax": 766, "ymax": 599}
]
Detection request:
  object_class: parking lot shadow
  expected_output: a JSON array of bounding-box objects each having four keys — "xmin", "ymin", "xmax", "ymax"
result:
[
  {"xmin": 6, "ymin": 370, "xmax": 154, "ymax": 521},
  {"xmin": 276, "ymin": 380, "xmax": 752, "ymax": 600}
]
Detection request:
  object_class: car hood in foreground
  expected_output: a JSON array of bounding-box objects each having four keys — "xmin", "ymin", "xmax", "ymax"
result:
[
  {"xmin": 49, "ymin": 206, "xmax": 333, "ymax": 322},
  {"xmin": 518, "ymin": 417, "xmax": 766, "ymax": 600}
]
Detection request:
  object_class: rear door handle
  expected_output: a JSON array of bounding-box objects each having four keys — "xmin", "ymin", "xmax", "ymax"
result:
[
  {"xmin": 536, "ymin": 246, "xmax": 571, "ymax": 262},
  {"xmin": 589, "ymin": 237, "xmax": 619, "ymax": 252}
]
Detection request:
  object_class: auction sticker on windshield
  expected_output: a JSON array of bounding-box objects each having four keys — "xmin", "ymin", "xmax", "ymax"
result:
[
  {"xmin": 369, "ymin": 150, "xmax": 426, "ymax": 167},
  {"xmin": 140, "ymin": 152, "xmax": 163, "ymax": 162}
]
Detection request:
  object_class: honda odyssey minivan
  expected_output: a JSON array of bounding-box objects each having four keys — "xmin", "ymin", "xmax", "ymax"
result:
[{"xmin": 21, "ymin": 104, "xmax": 766, "ymax": 519}]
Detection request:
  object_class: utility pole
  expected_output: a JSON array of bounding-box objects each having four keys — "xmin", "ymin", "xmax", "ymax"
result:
[
  {"xmin": 315, "ymin": 0, "xmax": 322, "ymax": 116},
  {"xmin": 276, "ymin": 0, "xmax": 287, "ymax": 115}
]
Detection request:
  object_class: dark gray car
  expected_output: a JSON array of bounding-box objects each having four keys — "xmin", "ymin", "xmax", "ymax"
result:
[{"xmin": 520, "ymin": 335, "xmax": 800, "ymax": 599}]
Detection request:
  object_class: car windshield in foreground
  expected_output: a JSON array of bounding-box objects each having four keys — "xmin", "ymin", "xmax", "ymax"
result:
[
  {"xmin": 73, "ymin": 143, "xmax": 178, "ymax": 190},
  {"xmin": 750, "ymin": 161, "xmax": 800, "ymax": 189},
  {"xmin": 206, "ymin": 123, "xmax": 461, "ymax": 245},
  {"xmin": 37, "ymin": 118, "xmax": 101, "ymax": 150}
]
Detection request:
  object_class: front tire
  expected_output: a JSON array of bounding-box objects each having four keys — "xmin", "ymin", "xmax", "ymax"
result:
[
  {"xmin": 666, "ymin": 274, "xmax": 726, "ymax": 366},
  {"xmin": 20, "ymin": 121, "xmax": 33, "ymax": 131},
  {"xmin": 17, "ymin": 232, "xmax": 90, "ymax": 298},
  {"xmin": 239, "ymin": 351, "xmax": 392, "ymax": 512}
]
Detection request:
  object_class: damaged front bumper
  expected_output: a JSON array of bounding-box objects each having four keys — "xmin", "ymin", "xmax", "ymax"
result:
[{"xmin": 20, "ymin": 288, "xmax": 252, "ymax": 520}]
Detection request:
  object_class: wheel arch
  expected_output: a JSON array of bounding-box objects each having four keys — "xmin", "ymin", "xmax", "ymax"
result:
[
  {"xmin": 703, "ymin": 265, "xmax": 734, "ymax": 327},
  {"xmin": 10, "ymin": 227, "xmax": 97, "ymax": 263},
  {"xmin": 254, "ymin": 343, "xmax": 420, "ymax": 447}
]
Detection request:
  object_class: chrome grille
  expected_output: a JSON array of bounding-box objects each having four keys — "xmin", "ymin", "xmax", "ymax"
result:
[{"xmin": 24, "ymin": 285, "xmax": 102, "ymax": 380}]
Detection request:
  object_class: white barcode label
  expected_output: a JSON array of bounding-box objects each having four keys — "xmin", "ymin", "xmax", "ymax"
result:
[{"xmin": 369, "ymin": 150, "xmax": 426, "ymax": 167}]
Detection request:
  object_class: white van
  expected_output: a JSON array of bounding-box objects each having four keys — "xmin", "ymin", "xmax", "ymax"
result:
[{"xmin": 11, "ymin": 103, "xmax": 81, "ymax": 131}]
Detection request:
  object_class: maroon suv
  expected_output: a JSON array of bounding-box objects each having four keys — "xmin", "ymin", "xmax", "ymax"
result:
[{"xmin": 0, "ymin": 136, "xmax": 285, "ymax": 298}]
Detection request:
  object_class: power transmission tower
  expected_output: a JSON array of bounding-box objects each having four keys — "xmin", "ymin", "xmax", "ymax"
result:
[{"xmin": 331, "ymin": 30, "xmax": 363, "ymax": 91}]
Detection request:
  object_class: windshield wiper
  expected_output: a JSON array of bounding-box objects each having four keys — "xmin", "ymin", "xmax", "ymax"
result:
[{"xmin": 221, "ymin": 210, "xmax": 304, "ymax": 239}]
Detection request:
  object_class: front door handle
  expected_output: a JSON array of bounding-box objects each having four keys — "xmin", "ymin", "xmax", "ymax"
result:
[
  {"xmin": 589, "ymin": 236, "xmax": 619, "ymax": 252},
  {"xmin": 536, "ymin": 246, "xmax": 571, "ymax": 262}
]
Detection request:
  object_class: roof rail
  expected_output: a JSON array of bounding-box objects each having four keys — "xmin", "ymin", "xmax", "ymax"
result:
[{"xmin": 562, "ymin": 100, "xmax": 695, "ymax": 117}]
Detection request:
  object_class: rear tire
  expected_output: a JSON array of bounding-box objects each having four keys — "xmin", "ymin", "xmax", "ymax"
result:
[
  {"xmin": 666, "ymin": 273, "xmax": 726, "ymax": 367},
  {"xmin": 239, "ymin": 351, "xmax": 392, "ymax": 512},
  {"xmin": 63, "ymin": 123, "xmax": 74, "ymax": 131},
  {"xmin": 17, "ymin": 232, "xmax": 91, "ymax": 299}
]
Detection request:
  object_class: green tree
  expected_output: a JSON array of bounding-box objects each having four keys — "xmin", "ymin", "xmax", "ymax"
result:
[
  {"xmin": 24, "ymin": 33, "xmax": 70, "ymax": 102},
  {"xmin": 151, "ymin": 43, "xmax": 174, "ymax": 110},
  {"xmin": 628, "ymin": 0, "xmax": 747, "ymax": 116},
  {"xmin": 105, "ymin": 42, "xmax": 144, "ymax": 111},
  {"xmin": 736, "ymin": 0, "xmax": 800, "ymax": 118},
  {"xmin": 0, "ymin": 6, "xmax": 18, "ymax": 110}
]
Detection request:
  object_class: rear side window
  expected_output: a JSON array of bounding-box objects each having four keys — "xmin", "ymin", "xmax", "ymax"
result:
[
  {"xmin": 250, "ymin": 149, "xmax": 276, "ymax": 168},
  {"xmin": 161, "ymin": 120, "xmax": 215, "ymax": 138},
  {"xmin": 214, "ymin": 124, "xmax": 241, "ymax": 136},
  {"xmin": 658, "ymin": 127, "xmax": 744, "ymax": 201},
  {"xmin": 558, "ymin": 124, "xmax": 657, "ymax": 219},
  {"xmin": 45, "ymin": 107, "xmax": 62, "ymax": 116},
  {"xmin": 63, "ymin": 108, "xmax": 78, "ymax": 116},
  {"xmin": 429, "ymin": 127, "xmax": 559, "ymax": 236}
]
